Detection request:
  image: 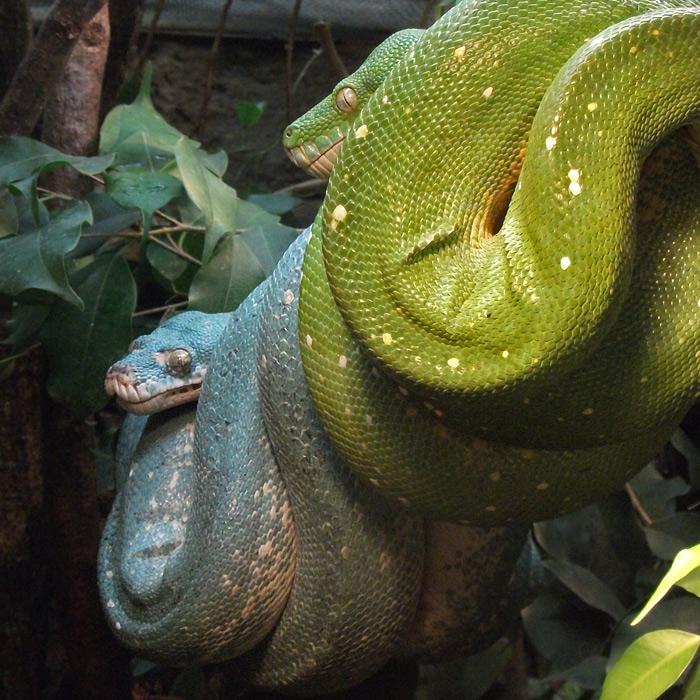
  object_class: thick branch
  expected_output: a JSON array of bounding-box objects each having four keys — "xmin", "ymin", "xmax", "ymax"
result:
[
  {"xmin": 314, "ymin": 21, "xmax": 348, "ymax": 79},
  {"xmin": 0, "ymin": 0, "xmax": 108, "ymax": 136},
  {"xmin": 44, "ymin": 403, "xmax": 130, "ymax": 699},
  {"xmin": 42, "ymin": 3, "xmax": 111, "ymax": 198},
  {"xmin": 0, "ymin": 329, "xmax": 46, "ymax": 700}
]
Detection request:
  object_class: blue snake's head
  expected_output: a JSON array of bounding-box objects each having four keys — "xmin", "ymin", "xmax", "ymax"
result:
[{"xmin": 105, "ymin": 311, "xmax": 230, "ymax": 416}]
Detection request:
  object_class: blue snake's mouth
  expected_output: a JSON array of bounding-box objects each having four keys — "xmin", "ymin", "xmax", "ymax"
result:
[{"xmin": 104, "ymin": 370, "xmax": 205, "ymax": 415}]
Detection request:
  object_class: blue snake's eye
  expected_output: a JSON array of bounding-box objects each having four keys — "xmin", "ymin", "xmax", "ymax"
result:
[
  {"xmin": 335, "ymin": 86, "xmax": 358, "ymax": 114},
  {"xmin": 168, "ymin": 348, "xmax": 192, "ymax": 374}
]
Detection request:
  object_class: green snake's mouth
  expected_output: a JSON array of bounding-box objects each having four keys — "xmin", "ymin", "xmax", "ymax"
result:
[
  {"xmin": 104, "ymin": 371, "xmax": 204, "ymax": 415},
  {"xmin": 284, "ymin": 128, "xmax": 346, "ymax": 179}
]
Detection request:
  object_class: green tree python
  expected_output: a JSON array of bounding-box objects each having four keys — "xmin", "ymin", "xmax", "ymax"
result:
[{"xmin": 100, "ymin": 0, "xmax": 700, "ymax": 694}]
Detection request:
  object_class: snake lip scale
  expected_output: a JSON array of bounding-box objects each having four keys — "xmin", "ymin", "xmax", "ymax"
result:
[
  {"xmin": 104, "ymin": 372, "xmax": 204, "ymax": 415},
  {"xmin": 284, "ymin": 133, "xmax": 344, "ymax": 179}
]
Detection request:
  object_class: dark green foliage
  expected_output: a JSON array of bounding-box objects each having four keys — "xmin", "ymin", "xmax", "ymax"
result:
[{"xmin": 0, "ymin": 67, "xmax": 298, "ymax": 418}]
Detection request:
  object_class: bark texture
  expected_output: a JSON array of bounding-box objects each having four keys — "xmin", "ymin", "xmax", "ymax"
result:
[
  {"xmin": 42, "ymin": 4, "xmax": 111, "ymax": 197},
  {"xmin": 0, "ymin": 0, "xmax": 32, "ymax": 98},
  {"xmin": 0, "ymin": 0, "xmax": 108, "ymax": 136},
  {"xmin": 0, "ymin": 334, "xmax": 47, "ymax": 700}
]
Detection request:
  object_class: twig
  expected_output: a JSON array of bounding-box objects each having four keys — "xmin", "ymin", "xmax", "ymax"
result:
[
  {"xmin": 285, "ymin": 0, "xmax": 304, "ymax": 123},
  {"xmin": 292, "ymin": 48, "xmax": 322, "ymax": 94},
  {"xmin": 625, "ymin": 481, "xmax": 653, "ymax": 526},
  {"xmin": 314, "ymin": 21, "xmax": 348, "ymax": 79},
  {"xmin": 0, "ymin": 343, "xmax": 42, "ymax": 366},
  {"xmin": 150, "ymin": 223, "xmax": 207, "ymax": 235},
  {"xmin": 80, "ymin": 231, "xmax": 139, "ymax": 239},
  {"xmin": 135, "ymin": 0, "xmax": 166, "ymax": 84},
  {"xmin": 153, "ymin": 208, "xmax": 182, "ymax": 226},
  {"xmin": 148, "ymin": 234, "xmax": 202, "ymax": 266},
  {"xmin": 275, "ymin": 178, "xmax": 327, "ymax": 195},
  {"xmin": 133, "ymin": 300, "xmax": 188, "ymax": 318},
  {"xmin": 37, "ymin": 187, "xmax": 75, "ymax": 202},
  {"xmin": 195, "ymin": 0, "xmax": 235, "ymax": 138}
]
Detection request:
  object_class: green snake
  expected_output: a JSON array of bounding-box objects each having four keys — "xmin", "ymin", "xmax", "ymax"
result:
[
  {"xmin": 287, "ymin": 0, "xmax": 700, "ymax": 524},
  {"xmin": 99, "ymin": 0, "xmax": 700, "ymax": 693}
]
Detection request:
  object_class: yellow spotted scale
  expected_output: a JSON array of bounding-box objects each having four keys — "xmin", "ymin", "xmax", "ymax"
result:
[{"xmin": 294, "ymin": 0, "xmax": 700, "ymax": 524}]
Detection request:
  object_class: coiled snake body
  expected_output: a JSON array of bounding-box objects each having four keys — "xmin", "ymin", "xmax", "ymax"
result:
[{"xmin": 100, "ymin": 0, "xmax": 700, "ymax": 694}]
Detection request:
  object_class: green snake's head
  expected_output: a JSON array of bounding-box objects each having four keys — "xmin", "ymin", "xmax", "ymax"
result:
[
  {"xmin": 283, "ymin": 28, "xmax": 424, "ymax": 178},
  {"xmin": 104, "ymin": 311, "xmax": 230, "ymax": 415}
]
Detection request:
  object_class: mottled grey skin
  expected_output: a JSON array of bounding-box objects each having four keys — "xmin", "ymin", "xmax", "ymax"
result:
[{"xmin": 100, "ymin": 280, "xmax": 298, "ymax": 665}]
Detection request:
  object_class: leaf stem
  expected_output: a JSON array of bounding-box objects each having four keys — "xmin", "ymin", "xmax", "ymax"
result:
[
  {"xmin": 147, "ymin": 235, "xmax": 202, "ymax": 266},
  {"xmin": 150, "ymin": 224, "xmax": 206, "ymax": 235},
  {"xmin": 133, "ymin": 300, "xmax": 189, "ymax": 318},
  {"xmin": 625, "ymin": 481, "xmax": 653, "ymax": 526}
]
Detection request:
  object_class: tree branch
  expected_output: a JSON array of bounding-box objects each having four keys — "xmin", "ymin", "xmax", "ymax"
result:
[
  {"xmin": 0, "ymin": 0, "xmax": 108, "ymax": 136},
  {"xmin": 314, "ymin": 21, "xmax": 348, "ymax": 79},
  {"xmin": 42, "ymin": 3, "xmax": 111, "ymax": 198}
]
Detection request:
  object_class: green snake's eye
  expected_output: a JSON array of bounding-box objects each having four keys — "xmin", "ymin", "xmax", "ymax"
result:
[
  {"xmin": 335, "ymin": 86, "xmax": 358, "ymax": 114},
  {"xmin": 168, "ymin": 348, "xmax": 192, "ymax": 374}
]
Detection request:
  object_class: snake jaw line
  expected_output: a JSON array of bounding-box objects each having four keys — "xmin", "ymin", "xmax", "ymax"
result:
[{"xmin": 285, "ymin": 134, "xmax": 345, "ymax": 179}]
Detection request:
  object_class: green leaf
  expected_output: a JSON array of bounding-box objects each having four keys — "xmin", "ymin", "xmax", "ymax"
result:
[
  {"xmin": 534, "ymin": 492, "xmax": 652, "ymax": 607},
  {"xmin": 418, "ymin": 639, "xmax": 512, "ymax": 700},
  {"xmin": 0, "ymin": 200, "xmax": 91, "ymax": 307},
  {"xmin": 42, "ymin": 253, "xmax": 136, "ymax": 417},
  {"xmin": 0, "ymin": 136, "xmax": 114, "ymax": 189},
  {"xmin": 680, "ymin": 567, "xmax": 700, "ymax": 597},
  {"xmin": 82, "ymin": 192, "xmax": 140, "ymax": 233},
  {"xmin": 198, "ymin": 148, "xmax": 228, "ymax": 178},
  {"xmin": 236, "ymin": 100, "xmax": 266, "ymax": 127},
  {"xmin": 174, "ymin": 137, "xmax": 238, "ymax": 263},
  {"xmin": 681, "ymin": 656, "xmax": 700, "ymax": 698},
  {"xmin": 105, "ymin": 169, "xmax": 183, "ymax": 223},
  {"xmin": 247, "ymin": 192, "xmax": 302, "ymax": 216},
  {"xmin": 99, "ymin": 64, "xmax": 186, "ymax": 168},
  {"xmin": 234, "ymin": 198, "xmax": 299, "ymax": 271},
  {"xmin": 72, "ymin": 192, "xmax": 141, "ymax": 258},
  {"xmin": 645, "ymin": 513, "xmax": 700, "ymax": 561},
  {"xmin": 0, "ymin": 189, "xmax": 18, "ymax": 237},
  {"xmin": 3, "ymin": 302, "xmax": 51, "ymax": 345},
  {"xmin": 629, "ymin": 464, "xmax": 690, "ymax": 523},
  {"xmin": 544, "ymin": 558, "xmax": 627, "ymax": 621},
  {"xmin": 146, "ymin": 241, "xmax": 188, "ymax": 282},
  {"xmin": 671, "ymin": 427, "xmax": 700, "ymax": 490},
  {"xmin": 522, "ymin": 590, "xmax": 609, "ymax": 669},
  {"xmin": 600, "ymin": 629, "xmax": 700, "ymax": 700},
  {"xmin": 610, "ymin": 598, "xmax": 700, "ymax": 669},
  {"xmin": 528, "ymin": 656, "xmax": 608, "ymax": 696},
  {"xmin": 187, "ymin": 231, "xmax": 265, "ymax": 313},
  {"xmin": 633, "ymin": 544, "xmax": 700, "ymax": 624}
]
